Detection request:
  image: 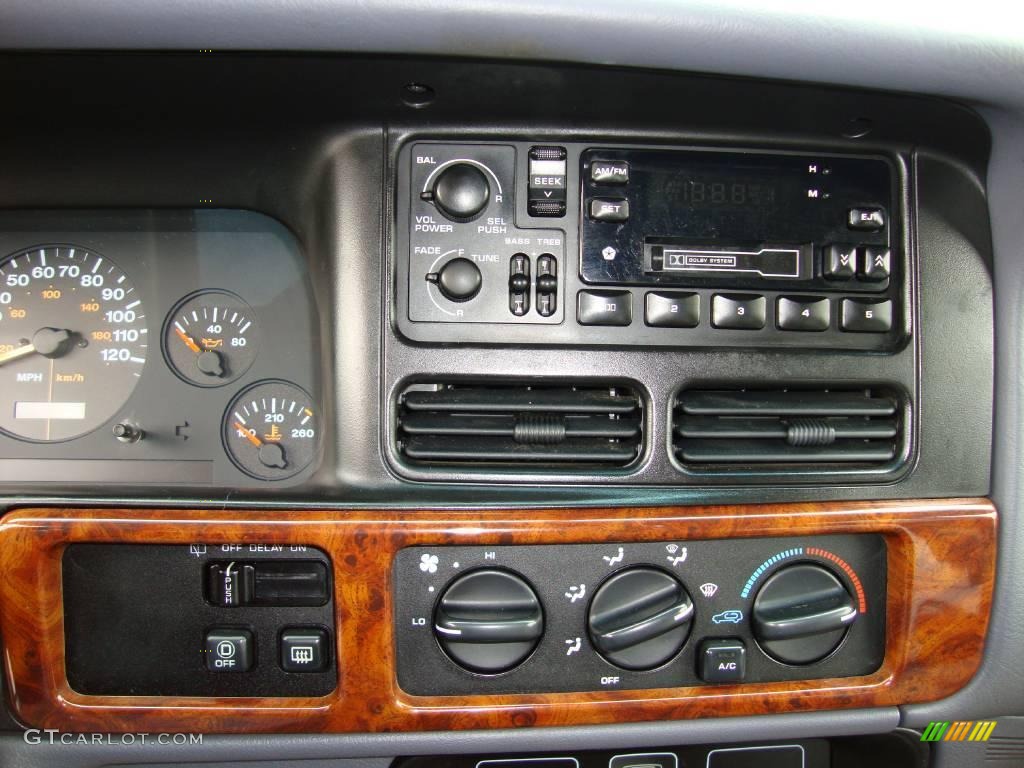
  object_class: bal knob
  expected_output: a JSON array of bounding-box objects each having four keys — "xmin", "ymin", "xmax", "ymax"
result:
[{"xmin": 428, "ymin": 163, "xmax": 490, "ymax": 221}]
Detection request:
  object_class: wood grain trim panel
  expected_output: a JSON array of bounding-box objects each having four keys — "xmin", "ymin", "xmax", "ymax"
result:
[{"xmin": 0, "ymin": 498, "xmax": 996, "ymax": 733}]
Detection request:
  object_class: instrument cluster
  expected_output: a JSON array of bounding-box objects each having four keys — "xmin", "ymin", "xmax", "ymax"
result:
[{"xmin": 0, "ymin": 210, "xmax": 321, "ymax": 489}]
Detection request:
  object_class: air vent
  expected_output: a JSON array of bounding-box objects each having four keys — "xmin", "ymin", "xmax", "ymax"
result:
[
  {"xmin": 673, "ymin": 388, "xmax": 901, "ymax": 468},
  {"xmin": 397, "ymin": 382, "xmax": 643, "ymax": 468}
]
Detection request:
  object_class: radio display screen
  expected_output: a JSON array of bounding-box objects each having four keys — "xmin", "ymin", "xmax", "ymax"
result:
[{"xmin": 580, "ymin": 147, "xmax": 894, "ymax": 288}]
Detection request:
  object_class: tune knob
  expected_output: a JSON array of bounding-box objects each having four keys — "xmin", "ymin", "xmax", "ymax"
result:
[
  {"xmin": 425, "ymin": 163, "xmax": 491, "ymax": 221},
  {"xmin": 751, "ymin": 563, "xmax": 859, "ymax": 665},
  {"xmin": 429, "ymin": 257, "xmax": 482, "ymax": 302},
  {"xmin": 587, "ymin": 567, "xmax": 694, "ymax": 671},
  {"xmin": 433, "ymin": 569, "xmax": 544, "ymax": 674}
]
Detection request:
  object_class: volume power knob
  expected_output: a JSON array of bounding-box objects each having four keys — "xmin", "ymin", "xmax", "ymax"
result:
[
  {"xmin": 433, "ymin": 569, "xmax": 544, "ymax": 674},
  {"xmin": 587, "ymin": 567, "xmax": 694, "ymax": 671},
  {"xmin": 426, "ymin": 163, "xmax": 491, "ymax": 221}
]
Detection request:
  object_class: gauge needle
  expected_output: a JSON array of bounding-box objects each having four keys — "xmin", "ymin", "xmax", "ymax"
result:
[
  {"xmin": 0, "ymin": 343, "xmax": 38, "ymax": 366},
  {"xmin": 175, "ymin": 327, "xmax": 202, "ymax": 354},
  {"xmin": 235, "ymin": 422, "xmax": 262, "ymax": 447}
]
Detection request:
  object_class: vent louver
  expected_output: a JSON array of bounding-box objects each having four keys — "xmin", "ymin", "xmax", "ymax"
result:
[
  {"xmin": 673, "ymin": 388, "xmax": 900, "ymax": 468},
  {"xmin": 398, "ymin": 383, "xmax": 643, "ymax": 468}
]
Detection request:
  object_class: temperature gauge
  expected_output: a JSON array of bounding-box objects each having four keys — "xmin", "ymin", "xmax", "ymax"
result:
[
  {"xmin": 223, "ymin": 380, "xmax": 319, "ymax": 480},
  {"xmin": 163, "ymin": 290, "xmax": 258, "ymax": 387}
]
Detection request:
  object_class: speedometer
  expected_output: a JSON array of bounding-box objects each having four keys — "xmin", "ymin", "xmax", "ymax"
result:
[{"xmin": 0, "ymin": 245, "xmax": 147, "ymax": 441}]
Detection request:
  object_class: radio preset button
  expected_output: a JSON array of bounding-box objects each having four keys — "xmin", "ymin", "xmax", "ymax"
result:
[
  {"xmin": 841, "ymin": 298, "xmax": 893, "ymax": 332},
  {"xmin": 824, "ymin": 244, "xmax": 857, "ymax": 279},
  {"xmin": 712, "ymin": 294, "xmax": 766, "ymax": 330},
  {"xmin": 645, "ymin": 292, "xmax": 699, "ymax": 328},
  {"xmin": 590, "ymin": 160, "xmax": 630, "ymax": 184},
  {"xmin": 848, "ymin": 206, "xmax": 886, "ymax": 231},
  {"xmin": 777, "ymin": 297, "xmax": 830, "ymax": 332},
  {"xmin": 578, "ymin": 290, "xmax": 632, "ymax": 326},
  {"xmin": 589, "ymin": 198, "xmax": 630, "ymax": 222},
  {"xmin": 860, "ymin": 247, "xmax": 892, "ymax": 281}
]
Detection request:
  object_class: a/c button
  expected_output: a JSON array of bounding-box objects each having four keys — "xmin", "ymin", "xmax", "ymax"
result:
[{"xmin": 698, "ymin": 638, "xmax": 746, "ymax": 683}]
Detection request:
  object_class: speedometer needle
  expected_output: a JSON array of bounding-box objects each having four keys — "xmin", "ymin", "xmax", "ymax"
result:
[{"xmin": 0, "ymin": 343, "xmax": 38, "ymax": 366}]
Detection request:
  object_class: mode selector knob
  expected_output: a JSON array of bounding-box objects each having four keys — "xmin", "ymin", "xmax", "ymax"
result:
[
  {"xmin": 423, "ymin": 163, "xmax": 490, "ymax": 221},
  {"xmin": 434, "ymin": 569, "xmax": 544, "ymax": 674},
  {"xmin": 587, "ymin": 567, "xmax": 694, "ymax": 671},
  {"xmin": 751, "ymin": 563, "xmax": 859, "ymax": 665},
  {"xmin": 428, "ymin": 257, "xmax": 482, "ymax": 302}
]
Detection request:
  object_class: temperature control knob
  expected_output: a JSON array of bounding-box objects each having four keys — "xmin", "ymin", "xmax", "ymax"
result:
[
  {"xmin": 429, "ymin": 257, "xmax": 482, "ymax": 302},
  {"xmin": 426, "ymin": 163, "xmax": 490, "ymax": 221},
  {"xmin": 751, "ymin": 563, "xmax": 858, "ymax": 665},
  {"xmin": 434, "ymin": 569, "xmax": 544, "ymax": 674},
  {"xmin": 587, "ymin": 567, "xmax": 694, "ymax": 671}
]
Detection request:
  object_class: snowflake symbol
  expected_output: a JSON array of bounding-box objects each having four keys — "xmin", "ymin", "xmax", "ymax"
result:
[{"xmin": 419, "ymin": 553, "xmax": 439, "ymax": 574}]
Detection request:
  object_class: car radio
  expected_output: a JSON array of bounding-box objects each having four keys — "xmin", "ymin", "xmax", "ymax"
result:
[{"xmin": 394, "ymin": 140, "xmax": 908, "ymax": 350}]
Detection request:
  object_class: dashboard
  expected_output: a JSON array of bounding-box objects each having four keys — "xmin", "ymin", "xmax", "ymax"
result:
[{"xmin": 0, "ymin": 11, "xmax": 1020, "ymax": 768}]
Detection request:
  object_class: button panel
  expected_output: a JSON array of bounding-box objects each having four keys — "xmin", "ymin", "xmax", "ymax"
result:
[
  {"xmin": 395, "ymin": 535, "xmax": 886, "ymax": 696},
  {"xmin": 63, "ymin": 544, "xmax": 337, "ymax": 697},
  {"xmin": 397, "ymin": 140, "xmax": 903, "ymax": 350}
]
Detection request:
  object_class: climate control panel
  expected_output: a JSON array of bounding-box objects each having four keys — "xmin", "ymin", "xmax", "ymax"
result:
[{"xmin": 394, "ymin": 534, "xmax": 885, "ymax": 695}]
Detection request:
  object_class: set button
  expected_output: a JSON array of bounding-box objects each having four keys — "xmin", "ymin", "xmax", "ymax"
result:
[{"xmin": 588, "ymin": 198, "xmax": 630, "ymax": 222}]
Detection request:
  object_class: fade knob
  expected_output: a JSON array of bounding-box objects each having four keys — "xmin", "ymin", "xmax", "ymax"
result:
[{"xmin": 430, "ymin": 257, "xmax": 482, "ymax": 302}]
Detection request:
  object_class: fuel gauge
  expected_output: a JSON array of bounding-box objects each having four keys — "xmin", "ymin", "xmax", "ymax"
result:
[
  {"xmin": 223, "ymin": 380, "xmax": 320, "ymax": 480},
  {"xmin": 163, "ymin": 290, "xmax": 258, "ymax": 387}
]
